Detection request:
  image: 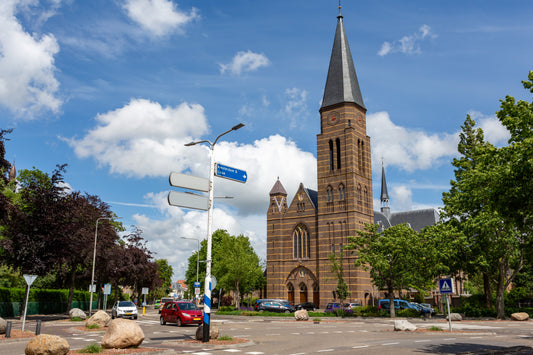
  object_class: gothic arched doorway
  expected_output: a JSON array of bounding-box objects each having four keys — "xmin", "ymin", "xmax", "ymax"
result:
[
  {"xmin": 287, "ymin": 283, "xmax": 295, "ymax": 304},
  {"xmin": 299, "ymin": 283, "xmax": 308, "ymax": 303}
]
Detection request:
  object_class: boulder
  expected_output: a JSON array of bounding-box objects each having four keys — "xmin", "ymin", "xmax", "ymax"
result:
[
  {"xmin": 511, "ymin": 312, "xmax": 530, "ymax": 321},
  {"xmin": 195, "ymin": 324, "xmax": 220, "ymax": 341},
  {"xmin": 446, "ymin": 313, "xmax": 463, "ymax": 321},
  {"xmin": 295, "ymin": 309, "xmax": 309, "ymax": 321},
  {"xmin": 25, "ymin": 334, "xmax": 70, "ymax": 355},
  {"xmin": 0, "ymin": 317, "xmax": 7, "ymax": 334},
  {"xmin": 86, "ymin": 310, "xmax": 111, "ymax": 328},
  {"xmin": 394, "ymin": 320, "xmax": 417, "ymax": 331},
  {"xmin": 69, "ymin": 308, "xmax": 87, "ymax": 320},
  {"xmin": 101, "ymin": 318, "xmax": 144, "ymax": 349}
]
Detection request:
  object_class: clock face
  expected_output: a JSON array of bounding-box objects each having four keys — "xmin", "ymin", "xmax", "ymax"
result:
[{"xmin": 327, "ymin": 111, "xmax": 339, "ymax": 125}]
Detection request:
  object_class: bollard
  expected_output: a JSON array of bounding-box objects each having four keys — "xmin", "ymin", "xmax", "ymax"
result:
[
  {"xmin": 36, "ymin": 319, "xmax": 42, "ymax": 335},
  {"xmin": 5, "ymin": 321, "xmax": 11, "ymax": 338}
]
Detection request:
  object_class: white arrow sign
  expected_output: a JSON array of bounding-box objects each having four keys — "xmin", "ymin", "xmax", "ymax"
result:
[
  {"xmin": 168, "ymin": 191, "xmax": 209, "ymax": 211},
  {"xmin": 169, "ymin": 172, "xmax": 209, "ymax": 192}
]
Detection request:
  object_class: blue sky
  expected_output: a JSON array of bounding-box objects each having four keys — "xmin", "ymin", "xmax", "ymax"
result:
[{"xmin": 1, "ymin": 0, "xmax": 532, "ymax": 281}]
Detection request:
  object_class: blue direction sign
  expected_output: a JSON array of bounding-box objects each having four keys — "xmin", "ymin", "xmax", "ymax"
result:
[
  {"xmin": 439, "ymin": 278, "xmax": 454, "ymax": 294},
  {"xmin": 215, "ymin": 163, "xmax": 247, "ymax": 183}
]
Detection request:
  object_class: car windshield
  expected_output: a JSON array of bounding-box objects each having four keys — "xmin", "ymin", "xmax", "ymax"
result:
[
  {"xmin": 177, "ymin": 302, "xmax": 198, "ymax": 310},
  {"xmin": 119, "ymin": 301, "xmax": 135, "ymax": 307}
]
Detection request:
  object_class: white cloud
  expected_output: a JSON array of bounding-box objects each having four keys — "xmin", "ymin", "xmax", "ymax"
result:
[
  {"xmin": 0, "ymin": 0, "xmax": 62, "ymax": 118},
  {"xmin": 467, "ymin": 110, "xmax": 510, "ymax": 146},
  {"xmin": 65, "ymin": 98, "xmax": 209, "ymax": 177},
  {"xmin": 219, "ymin": 50, "xmax": 270, "ymax": 76},
  {"xmin": 368, "ymin": 111, "xmax": 458, "ymax": 172},
  {"xmin": 283, "ymin": 88, "xmax": 308, "ymax": 129},
  {"xmin": 378, "ymin": 24, "xmax": 436, "ymax": 56},
  {"xmin": 391, "ymin": 185, "xmax": 413, "ymax": 211},
  {"xmin": 122, "ymin": 0, "xmax": 198, "ymax": 37}
]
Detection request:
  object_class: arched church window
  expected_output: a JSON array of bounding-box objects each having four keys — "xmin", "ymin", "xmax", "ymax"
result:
[
  {"xmin": 338, "ymin": 184, "xmax": 345, "ymax": 201},
  {"xmin": 336, "ymin": 138, "xmax": 341, "ymax": 169},
  {"xmin": 326, "ymin": 185, "xmax": 333, "ymax": 203},
  {"xmin": 293, "ymin": 224, "xmax": 310, "ymax": 259},
  {"xmin": 329, "ymin": 140, "xmax": 334, "ymax": 171}
]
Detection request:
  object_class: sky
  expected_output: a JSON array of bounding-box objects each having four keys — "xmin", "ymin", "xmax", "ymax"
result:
[{"xmin": 1, "ymin": 0, "xmax": 532, "ymax": 282}]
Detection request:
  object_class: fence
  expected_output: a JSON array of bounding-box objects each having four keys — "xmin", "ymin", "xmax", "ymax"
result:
[{"xmin": 0, "ymin": 301, "xmax": 97, "ymax": 317}]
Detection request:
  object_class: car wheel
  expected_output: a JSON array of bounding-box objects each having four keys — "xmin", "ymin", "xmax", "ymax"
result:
[
  {"xmin": 284, "ymin": 310, "xmax": 290, "ymax": 314},
  {"xmin": 176, "ymin": 317, "xmax": 182, "ymax": 327},
  {"xmin": 312, "ymin": 308, "xmax": 316, "ymax": 311},
  {"xmin": 111, "ymin": 314, "xmax": 115, "ymax": 319},
  {"xmin": 160, "ymin": 316, "xmax": 166, "ymax": 325},
  {"xmin": 134, "ymin": 315, "xmax": 137, "ymax": 320}
]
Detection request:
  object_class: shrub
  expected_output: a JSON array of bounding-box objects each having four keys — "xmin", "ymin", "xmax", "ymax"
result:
[
  {"xmin": 79, "ymin": 343, "xmax": 102, "ymax": 353},
  {"xmin": 220, "ymin": 295, "xmax": 233, "ymax": 307},
  {"xmin": 218, "ymin": 335, "xmax": 233, "ymax": 341},
  {"xmin": 397, "ymin": 308, "xmax": 421, "ymax": 318}
]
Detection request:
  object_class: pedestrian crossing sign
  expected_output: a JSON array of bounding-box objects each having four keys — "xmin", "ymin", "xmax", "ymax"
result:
[{"xmin": 439, "ymin": 278, "xmax": 454, "ymax": 294}]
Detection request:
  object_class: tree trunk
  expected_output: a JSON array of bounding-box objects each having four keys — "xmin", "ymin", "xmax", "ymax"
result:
[
  {"xmin": 496, "ymin": 262, "xmax": 506, "ymax": 320},
  {"xmin": 388, "ymin": 284, "xmax": 395, "ymax": 318},
  {"xmin": 483, "ymin": 272, "xmax": 492, "ymax": 308},
  {"xmin": 67, "ymin": 267, "xmax": 76, "ymax": 313}
]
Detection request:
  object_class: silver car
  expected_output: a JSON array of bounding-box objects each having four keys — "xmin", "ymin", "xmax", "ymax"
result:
[{"xmin": 111, "ymin": 300, "xmax": 138, "ymax": 320}]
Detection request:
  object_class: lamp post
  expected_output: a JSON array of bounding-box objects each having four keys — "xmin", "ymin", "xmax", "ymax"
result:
[
  {"xmin": 181, "ymin": 237, "xmax": 200, "ymax": 301},
  {"xmin": 184, "ymin": 123, "xmax": 244, "ymax": 342},
  {"xmin": 89, "ymin": 217, "xmax": 112, "ymax": 316}
]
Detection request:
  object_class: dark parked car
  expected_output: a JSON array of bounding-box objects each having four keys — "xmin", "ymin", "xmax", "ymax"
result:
[
  {"xmin": 295, "ymin": 302, "xmax": 317, "ymax": 311},
  {"xmin": 256, "ymin": 301, "xmax": 295, "ymax": 313},
  {"xmin": 160, "ymin": 301, "xmax": 203, "ymax": 326},
  {"xmin": 254, "ymin": 298, "xmax": 292, "ymax": 311},
  {"xmin": 324, "ymin": 302, "xmax": 345, "ymax": 313}
]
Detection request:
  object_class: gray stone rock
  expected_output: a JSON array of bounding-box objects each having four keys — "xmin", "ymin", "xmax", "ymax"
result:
[
  {"xmin": 195, "ymin": 324, "xmax": 220, "ymax": 341},
  {"xmin": 101, "ymin": 318, "xmax": 144, "ymax": 349},
  {"xmin": 511, "ymin": 312, "xmax": 529, "ymax": 321},
  {"xmin": 25, "ymin": 334, "xmax": 70, "ymax": 355},
  {"xmin": 69, "ymin": 308, "xmax": 86, "ymax": 320},
  {"xmin": 394, "ymin": 320, "xmax": 417, "ymax": 331},
  {"xmin": 295, "ymin": 309, "xmax": 309, "ymax": 321},
  {"xmin": 86, "ymin": 310, "xmax": 111, "ymax": 328},
  {"xmin": 446, "ymin": 313, "xmax": 463, "ymax": 321},
  {"xmin": 0, "ymin": 317, "xmax": 7, "ymax": 334}
]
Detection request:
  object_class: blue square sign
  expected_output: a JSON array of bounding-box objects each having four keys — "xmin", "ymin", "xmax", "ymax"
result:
[{"xmin": 439, "ymin": 278, "xmax": 453, "ymax": 294}]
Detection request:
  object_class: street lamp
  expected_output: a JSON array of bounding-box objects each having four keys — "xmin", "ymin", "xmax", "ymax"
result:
[
  {"xmin": 184, "ymin": 122, "xmax": 244, "ymax": 342},
  {"xmin": 89, "ymin": 217, "xmax": 112, "ymax": 316},
  {"xmin": 181, "ymin": 237, "xmax": 200, "ymax": 284}
]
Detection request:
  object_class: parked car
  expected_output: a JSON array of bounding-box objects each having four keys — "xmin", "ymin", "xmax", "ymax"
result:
[
  {"xmin": 111, "ymin": 300, "xmax": 138, "ymax": 320},
  {"xmin": 256, "ymin": 301, "xmax": 295, "ymax": 313},
  {"xmin": 346, "ymin": 302, "xmax": 362, "ymax": 309},
  {"xmin": 324, "ymin": 302, "xmax": 345, "ymax": 313},
  {"xmin": 411, "ymin": 302, "xmax": 435, "ymax": 314},
  {"xmin": 254, "ymin": 299, "xmax": 292, "ymax": 311},
  {"xmin": 378, "ymin": 299, "xmax": 418, "ymax": 312},
  {"xmin": 160, "ymin": 301, "xmax": 203, "ymax": 326},
  {"xmin": 158, "ymin": 297, "xmax": 175, "ymax": 314},
  {"xmin": 295, "ymin": 302, "xmax": 317, "ymax": 311}
]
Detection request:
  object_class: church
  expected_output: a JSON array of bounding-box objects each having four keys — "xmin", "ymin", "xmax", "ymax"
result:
[{"xmin": 265, "ymin": 8, "xmax": 439, "ymax": 308}]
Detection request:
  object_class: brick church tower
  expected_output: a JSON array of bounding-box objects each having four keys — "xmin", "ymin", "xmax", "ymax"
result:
[{"xmin": 266, "ymin": 8, "xmax": 374, "ymax": 308}]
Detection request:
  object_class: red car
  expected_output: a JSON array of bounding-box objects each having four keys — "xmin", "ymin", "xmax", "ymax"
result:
[{"xmin": 159, "ymin": 301, "xmax": 203, "ymax": 327}]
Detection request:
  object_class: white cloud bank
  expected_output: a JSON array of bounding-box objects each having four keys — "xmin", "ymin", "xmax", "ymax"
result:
[
  {"xmin": 0, "ymin": 0, "xmax": 62, "ymax": 119},
  {"xmin": 378, "ymin": 24, "xmax": 436, "ymax": 56},
  {"xmin": 220, "ymin": 50, "xmax": 270, "ymax": 76},
  {"xmin": 122, "ymin": 0, "xmax": 198, "ymax": 37}
]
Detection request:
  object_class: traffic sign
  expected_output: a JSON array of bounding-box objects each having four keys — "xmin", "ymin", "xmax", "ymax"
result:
[
  {"xmin": 439, "ymin": 278, "xmax": 454, "ymax": 294},
  {"xmin": 194, "ymin": 282, "xmax": 201, "ymax": 288},
  {"xmin": 168, "ymin": 190, "xmax": 209, "ymax": 211},
  {"xmin": 169, "ymin": 172, "xmax": 209, "ymax": 192},
  {"xmin": 215, "ymin": 163, "xmax": 247, "ymax": 183}
]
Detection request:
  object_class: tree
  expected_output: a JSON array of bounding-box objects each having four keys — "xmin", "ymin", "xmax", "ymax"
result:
[
  {"xmin": 153, "ymin": 259, "xmax": 173, "ymax": 299},
  {"xmin": 327, "ymin": 251, "xmax": 349, "ymax": 306},
  {"xmin": 346, "ymin": 223, "xmax": 426, "ymax": 318}
]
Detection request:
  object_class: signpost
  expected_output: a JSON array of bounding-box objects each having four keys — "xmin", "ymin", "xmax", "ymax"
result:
[
  {"xmin": 169, "ymin": 172, "xmax": 209, "ymax": 192},
  {"xmin": 215, "ymin": 163, "xmax": 247, "ymax": 183},
  {"xmin": 142, "ymin": 287, "xmax": 149, "ymax": 315},
  {"xmin": 22, "ymin": 275, "xmax": 37, "ymax": 331},
  {"xmin": 103, "ymin": 283, "xmax": 112, "ymax": 311},
  {"xmin": 168, "ymin": 190, "xmax": 209, "ymax": 211},
  {"xmin": 439, "ymin": 278, "xmax": 454, "ymax": 332}
]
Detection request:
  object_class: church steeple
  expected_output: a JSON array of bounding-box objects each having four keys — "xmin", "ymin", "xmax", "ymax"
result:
[
  {"xmin": 380, "ymin": 161, "xmax": 390, "ymax": 217},
  {"xmin": 321, "ymin": 6, "xmax": 365, "ymax": 111}
]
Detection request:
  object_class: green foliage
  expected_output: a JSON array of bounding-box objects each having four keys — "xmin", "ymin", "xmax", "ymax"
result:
[
  {"xmin": 218, "ymin": 335, "xmax": 233, "ymax": 341},
  {"xmin": 79, "ymin": 343, "xmax": 103, "ymax": 353},
  {"xmin": 86, "ymin": 323, "xmax": 100, "ymax": 329},
  {"xmin": 429, "ymin": 326, "xmax": 443, "ymax": 331},
  {"xmin": 218, "ymin": 306, "xmax": 235, "ymax": 312},
  {"xmin": 397, "ymin": 308, "xmax": 422, "ymax": 318},
  {"xmin": 71, "ymin": 317, "xmax": 84, "ymax": 322},
  {"xmin": 327, "ymin": 252, "xmax": 350, "ymax": 303},
  {"xmin": 0, "ymin": 265, "xmax": 24, "ymax": 288}
]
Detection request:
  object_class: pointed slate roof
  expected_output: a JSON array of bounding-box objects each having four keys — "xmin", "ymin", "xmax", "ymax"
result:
[
  {"xmin": 269, "ymin": 178, "xmax": 287, "ymax": 195},
  {"xmin": 321, "ymin": 10, "xmax": 365, "ymax": 110},
  {"xmin": 380, "ymin": 163, "xmax": 389, "ymax": 202}
]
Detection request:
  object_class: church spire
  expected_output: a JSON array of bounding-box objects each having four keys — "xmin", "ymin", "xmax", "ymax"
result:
[
  {"xmin": 321, "ymin": 7, "xmax": 365, "ymax": 110},
  {"xmin": 380, "ymin": 161, "xmax": 390, "ymax": 217}
]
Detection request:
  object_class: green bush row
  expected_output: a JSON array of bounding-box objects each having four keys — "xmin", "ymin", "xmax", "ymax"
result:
[{"xmin": 0, "ymin": 287, "xmax": 91, "ymax": 302}]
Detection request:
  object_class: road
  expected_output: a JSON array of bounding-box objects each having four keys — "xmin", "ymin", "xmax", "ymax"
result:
[{"xmin": 2, "ymin": 309, "xmax": 533, "ymax": 354}]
